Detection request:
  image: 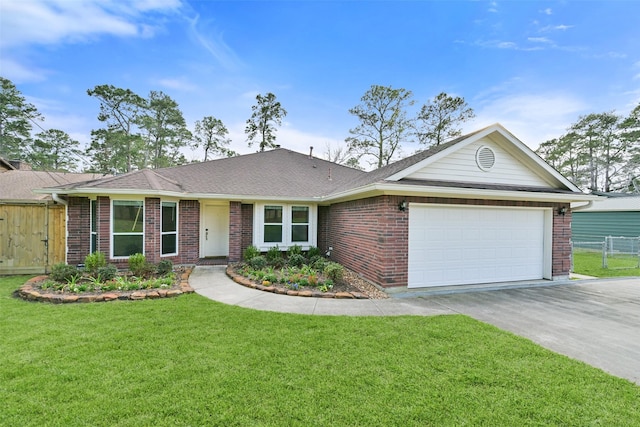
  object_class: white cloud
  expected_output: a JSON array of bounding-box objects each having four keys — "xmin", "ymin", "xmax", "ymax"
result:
[
  {"xmin": 154, "ymin": 77, "xmax": 197, "ymax": 92},
  {"xmin": 471, "ymin": 92, "xmax": 587, "ymax": 149},
  {"xmin": 0, "ymin": 0, "xmax": 182, "ymax": 48},
  {"xmin": 541, "ymin": 8, "xmax": 553, "ymax": 15},
  {"xmin": 0, "ymin": 58, "xmax": 48, "ymax": 83},
  {"xmin": 540, "ymin": 24, "xmax": 574, "ymax": 32},
  {"xmin": 528, "ymin": 37, "xmax": 552, "ymax": 44},
  {"xmin": 187, "ymin": 14, "xmax": 243, "ymax": 71}
]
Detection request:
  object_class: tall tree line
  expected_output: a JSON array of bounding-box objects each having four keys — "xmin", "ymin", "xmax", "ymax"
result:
[{"xmin": 536, "ymin": 105, "xmax": 640, "ymax": 193}]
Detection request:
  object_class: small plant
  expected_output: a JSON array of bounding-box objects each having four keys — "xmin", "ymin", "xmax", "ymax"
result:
[
  {"xmin": 243, "ymin": 245, "xmax": 260, "ymax": 262},
  {"xmin": 306, "ymin": 246, "xmax": 321, "ymax": 259},
  {"xmin": 51, "ymin": 263, "xmax": 80, "ymax": 283},
  {"xmin": 249, "ymin": 255, "xmax": 267, "ymax": 269},
  {"xmin": 84, "ymin": 252, "xmax": 107, "ymax": 276},
  {"xmin": 287, "ymin": 244, "xmax": 303, "ymax": 257},
  {"xmin": 318, "ymin": 280, "xmax": 334, "ymax": 293},
  {"xmin": 266, "ymin": 246, "xmax": 284, "ymax": 267},
  {"xmin": 128, "ymin": 253, "xmax": 155, "ymax": 278},
  {"xmin": 310, "ymin": 256, "xmax": 326, "ymax": 271},
  {"xmin": 97, "ymin": 264, "xmax": 118, "ymax": 281},
  {"xmin": 287, "ymin": 253, "xmax": 306, "ymax": 267},
  {"xmin": 324, "ymin": 262, "xmax": 344, "ymax": 282},
  {"xmin": 156, "ymin": 259, "xmax": 173, "ymax": 276}
]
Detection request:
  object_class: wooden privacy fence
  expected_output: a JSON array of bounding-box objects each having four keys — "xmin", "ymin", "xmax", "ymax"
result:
[{"xmin": 0, "ymin": 203, "xmax": 66, "ymax": 275}]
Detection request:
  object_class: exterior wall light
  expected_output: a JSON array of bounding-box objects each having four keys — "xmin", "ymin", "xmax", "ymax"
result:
[
  {"xmin": 398, "ymin": 200, "xmax": 407, "ymax": 211},
  {"xmin": 558, "ymin": 206, "xmax": 567, "ymax": 216}
]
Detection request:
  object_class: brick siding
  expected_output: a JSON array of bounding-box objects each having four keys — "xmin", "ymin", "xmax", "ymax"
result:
[
  {"xmin": 66, "ymin": 196, "xmax": 91, "ymax": 266},
  {"xmin": 322, "ymin": 195, "xmax": 572, "ymax": 288},
  {"xmin": 240, "ymin": 203, "xmax": 254, "ymax": 259}
]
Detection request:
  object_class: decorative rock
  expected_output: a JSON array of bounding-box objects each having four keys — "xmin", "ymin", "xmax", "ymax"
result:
[
  {"xmin": 166, "ymin": 289, "xmax": 182, "ymax": 297},
  {"xmin": 157, "ymin": 289, "xmax": 168, "ymax": 298},
  {"xmin": 146, "ymin": 291, "xmax": 160, "ymax": 299},
  {"xmin": 286, "ymin": 290, "xmax": 299, "ymax": 296},
  {"xmin": 130, "ymin": 291, "xmax": 146, "ymax": 300},
  {"xmin": 63, "ymin": 295, "xmax": 79, "ymax": 303},
  {"xmin": 255, "ymin": 284, "xmax": 266, "ymax": 291},
  {"xmin": 321, "ymin": 292, "xmax": 336, "ymax": 298},
  {"xmin": 78, "ymin": 295, "xmax": 97, "ymax": 303},
  {"xmin": 263, "ymin": 286, "xmax": 276, "ymax": 292},
  {"xmin": 311, "ymin": 291, "xmax": 324, "ymax": 298},
  {"xmin": 103, "ymin": 293, "xmax": 119, "ymax": 301},
  {"xmin": 335, "ymin": 292, "xmax": 354, "ymax": 299},
  {"xmin": 298, "ymin": 290, "xmax": 313, "ymax": 297},
  {"xmin": 351, "ymin": 292, "xmax": 368, "ymax": 299},
  {"xmin": 275, "ymin": 288, "xmax": 288, "ymax": 295},
  {"xmin": 26, "ymin": 290, "xmax": 41, "ymax": 301}
]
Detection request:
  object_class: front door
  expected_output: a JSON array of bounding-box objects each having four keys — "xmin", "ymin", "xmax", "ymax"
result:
[{"xmin": 202, "ymin": 205, "xmax": 230, "ymax": 257}]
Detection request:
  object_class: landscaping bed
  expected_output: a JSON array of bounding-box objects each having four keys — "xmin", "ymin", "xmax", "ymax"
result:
[{"xmin": 15, "ymin": 252, "xmax": 194, "ymax": 304}]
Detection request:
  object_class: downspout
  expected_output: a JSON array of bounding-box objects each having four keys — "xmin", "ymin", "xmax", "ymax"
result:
[{"xmin": 51, "ymin": 193, "xmax": 68, "ymax": 206}]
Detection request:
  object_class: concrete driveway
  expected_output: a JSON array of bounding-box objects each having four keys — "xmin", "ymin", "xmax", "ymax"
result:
[
  {"xmin": 191, "ymin": 267, "xmax": 640, "ymax": 385},
  {"xmin": 426, "ymin": 278, "xmax": 640, "ymax": 385}
]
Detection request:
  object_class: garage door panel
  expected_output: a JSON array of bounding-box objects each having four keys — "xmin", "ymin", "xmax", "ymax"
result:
[{"xmin": 409, "ymin": 205, "xmax": 546, "ymax": 288}]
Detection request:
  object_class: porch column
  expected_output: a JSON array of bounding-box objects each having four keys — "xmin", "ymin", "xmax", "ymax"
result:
[{"xmin": 229, "ymin": 201, "xmax": 242, "ymax": 262}]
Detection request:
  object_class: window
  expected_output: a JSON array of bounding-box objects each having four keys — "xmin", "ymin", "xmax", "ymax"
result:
[
  {"xmin": 291, "ymin": 206, "xmax": 309, "ymax": 242},
  {"xmin": 255, "ymin": 204, "xmax": 316, "ymax": 249},
  {"xmin": 264, "ymin": 205, "xmax": 283, "ymax": 243},
  {"xmin": 90, "ymin": 199, "xmax": 97, "ymax": 253},
  {"xmin": 161, "ymin": 201, "xmax": 178, "ymax": 255},
  {"xmin": 112, "ymin": 200, "xmax": 144, "ymax": 257}
]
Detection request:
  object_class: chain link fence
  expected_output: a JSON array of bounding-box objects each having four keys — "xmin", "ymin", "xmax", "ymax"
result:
[{"xmin": 572, "ymin": 236, "xmax": 640, "ymax": 270}]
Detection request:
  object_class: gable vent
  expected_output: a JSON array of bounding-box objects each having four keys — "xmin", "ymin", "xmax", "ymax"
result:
[{"xmin": 476, "ymin": 146, "xmax": 496, "ymax": 171}]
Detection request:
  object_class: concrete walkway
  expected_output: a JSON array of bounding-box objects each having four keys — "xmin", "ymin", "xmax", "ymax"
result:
[{"xmin": 190, "ymin": 266, "xmax": 640, "ymax": 385}]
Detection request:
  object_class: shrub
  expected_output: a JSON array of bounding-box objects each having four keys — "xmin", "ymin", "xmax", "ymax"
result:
[
  {"xmin": 97, "ymin": 264, "xmax": 117, "ymax": 281},
  {"xmin": 128, "ymin": 253, "xmax": 154, "ymax": 277},
  {"xmin": 51, "ymin": 263, "xmax": 80, "ymax": 283},
  {"xmin": 84, "ymin": 252, "xmax": 106, "ymax": 275},
  {"xmin": 309, "ymin": 255, "xmax": 326, "ymax": 271},
  {"xmin": 266, "ymin": 246, "xmax": 284, "ymax": 267},
  {"xmin": 156, "ymin": 259, "xmax": 173, "ymax": 276},
  {"xmin": 243, "ymin": 245, "xmax": 260, "ymax": 262},
  {"xmin": 323, "ymin": 262, "xmax": 344, "ymax": 282},
  {"xmin": 249, "ymin": 255, "xmax": 267, "ymax": 269},
  {"xmin": 306, "ymin": 246, "xmax": 321, "ymax": 259},
  {"xmin": 287, "ymin": 253, "xmax": 306, "ymax": 267},
  {"xmin": 287, "ymin": 244, "xmax": 303, "ymax": 257}
]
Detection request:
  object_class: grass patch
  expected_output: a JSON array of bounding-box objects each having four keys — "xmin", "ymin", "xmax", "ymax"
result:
[
  {"xmin": 2, "ymin": 275, "xmax": 639, "ymax": 426},
  {"xmin": 573, "ymin": 251, "xmax": 640, "ymax": 277}
]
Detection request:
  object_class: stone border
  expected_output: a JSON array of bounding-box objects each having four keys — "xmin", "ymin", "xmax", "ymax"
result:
[
  {"xmin": 225, "ymin": 266, "xmax": 369, "ymax": 299},
  {"xmin": 15, "ymin": 268, "xmax": 195, "ymax": 304}
]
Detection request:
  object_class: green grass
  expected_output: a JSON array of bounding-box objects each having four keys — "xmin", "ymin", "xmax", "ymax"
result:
[
  {"xmin": 2, "ymin": 276, "xmax": 639, "ymax": 426},
  {"xmin": 573, "ymin": 250, "xmax": 640, "ymax": 277}
]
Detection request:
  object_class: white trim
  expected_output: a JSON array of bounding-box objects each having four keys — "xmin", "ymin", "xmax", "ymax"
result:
[
  {"xmin": 160, "ymin": 201, "xmax": 178, "ymax": 257},
  {"xmin": 110, "ymin": 199, "xmax": 145, "ymax": 259},
  {"xmin": 253, "ymin": 203, "xmax": 317, "ymax": 251}
]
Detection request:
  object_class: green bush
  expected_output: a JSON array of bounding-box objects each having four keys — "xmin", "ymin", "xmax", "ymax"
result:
[
  {"xmin": 306, "ymin": 246, "xmax": 321, "ymax": 259},
  {"xmin": 309, "ymin": 255, "xmax": 326, "ymax": 270},
  {"xmin": 51, "ymin": 263, "xmax": 80, "ymax": 283},
  {"xmin": 156, "ymin": 259, "xmax": 173, "ymax": 276},
  {"xmin": 97, "ymin": 264, "xmax": 117, "ymax": 281},
  {"xmin": 243, "ymin": 245, "xmax": 260, "ymax": 262},
  {"xmin": 128, "ymin": 253, "xmax": 153, "ymax": 277},
  {"xmin": 287, "ymin": 244, "xmax": 303, "ymax": 257},
  {"xmin": 266, "ymin": 246, "xmax": 284, "ymax": 267},
  {"xmin": 249, "ymin": 255, "xmax": 267, "ymax": 269},
  {"xmin": 323, "ymin": 262, "xmax": 344, "ymax": 282},
  {"xmin": 84, "ymin": 252, "xmax": 106, "ymax": 275},
  {"xmin": 287, "ymin": 253, "xmax": 306, "ymax": 267}
]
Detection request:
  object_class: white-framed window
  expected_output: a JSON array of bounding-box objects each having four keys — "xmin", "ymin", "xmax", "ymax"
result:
[
  {"xmin": 90, "ymin": 199, "xmax": 97, "ymax": 254},
  {"xmin": 161, "ymin": 201, "xmax": 178, "ymax": 256},
  {"xmin": 254, "ymin": 203, "xmax": 316, "ymax": 250},
  {"xmin": 111, "ymin": 200, "xmax": 144, "ymax": 258}
]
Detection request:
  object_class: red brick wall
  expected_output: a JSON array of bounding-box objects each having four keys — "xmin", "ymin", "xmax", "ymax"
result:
[
  {"xmin": 229, "ymin": 201, "xmax": 242, "ymax": 262},
  {"xmin": 67, "ymin": 196, "xmax": 91, "ymax": 266},
  {"xmin": 145, "ymin": 198, "xmax": 161, "ymax": 264},
  {"xmin": 317, "ymin": 205, "xmax": 330, "ymax": 254},
  {"xmin": 240, "ymin": 203, "xmax": 253, "ymax": 260},
  {"xmin": 97, "ymin": 196, "xmax": 110, "ymax": 259},
  {"xmin": 325, "ymin": 195, "xmax": 572, "ymax": 288},
  {"xmin": 177, "ymin": 200, "xmax": 200, "ymax": 264}
]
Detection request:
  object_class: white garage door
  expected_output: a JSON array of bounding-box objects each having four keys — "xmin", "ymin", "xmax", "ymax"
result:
[{"xmin": 408, "ymin": 204, "xmax": 546, "ymax": 288}]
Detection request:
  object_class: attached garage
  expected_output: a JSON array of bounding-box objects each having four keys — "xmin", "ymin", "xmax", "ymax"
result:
[{"xmin": 408, "ymin": 204, "xmax": 552, "ymax": 288}]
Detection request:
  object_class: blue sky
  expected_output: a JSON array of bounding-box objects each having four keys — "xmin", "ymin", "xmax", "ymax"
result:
[{"xmin": 1, "ymin": 0, "xmax": 639, "ymax": 164}]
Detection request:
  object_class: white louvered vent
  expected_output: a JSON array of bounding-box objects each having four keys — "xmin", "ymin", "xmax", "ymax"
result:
[{"xmin": 476, "ymin": 146, "xmax": 496, "ymax": 171}]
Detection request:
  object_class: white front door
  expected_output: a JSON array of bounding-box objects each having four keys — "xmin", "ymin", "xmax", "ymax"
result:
[{"xmin": 202, "ymin": 205, "xmax": 229, "ymax": 257}]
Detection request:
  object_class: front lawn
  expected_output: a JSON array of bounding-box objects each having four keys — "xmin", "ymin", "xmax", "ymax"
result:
[
  {"xmin": 2, "ymin": 275, "xmax": 639, "ymax": 426},
  {"xmin": 573, "ymin": 251, "xmax": 640, "ymax": 277}
]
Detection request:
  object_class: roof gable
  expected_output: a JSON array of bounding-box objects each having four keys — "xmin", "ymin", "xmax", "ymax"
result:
[{"xmin": 384, "ymin": 124, "xmax": 581, "ymax": 192}]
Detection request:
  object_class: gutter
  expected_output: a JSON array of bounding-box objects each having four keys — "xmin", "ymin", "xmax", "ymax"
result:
[
  {"xmin": 51, "ymin": 193, "xmax": 68, "ymax": 206},
  {"xmin": 571, "ymin": 201, "xmax": 594, "ymax": 212}
]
